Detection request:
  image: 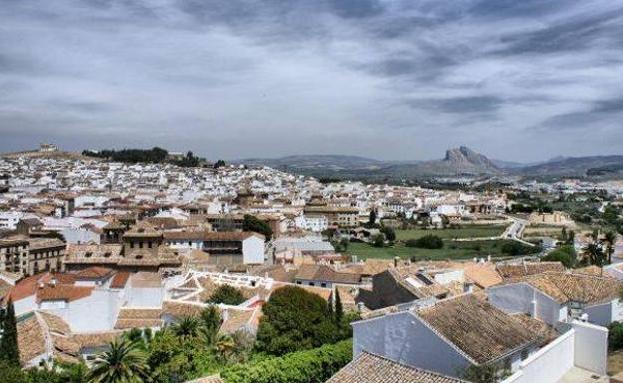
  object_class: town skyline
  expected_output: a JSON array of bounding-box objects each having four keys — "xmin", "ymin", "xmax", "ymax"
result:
[{"xmin": 2, "ymin": 0, "xmax": 623, "ymax": 161}]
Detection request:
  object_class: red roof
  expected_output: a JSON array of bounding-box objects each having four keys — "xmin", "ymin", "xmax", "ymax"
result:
[
  {"xmin": 6, "ymin": 272, "xmax": 76, "ymax": 302},
  {"xmin": 110, "ymin": 272, "xmax": 131, "ymax": 289},
  {"xmin": 36, "ymin": 285, "xmax": 93, "ymax": 303}
]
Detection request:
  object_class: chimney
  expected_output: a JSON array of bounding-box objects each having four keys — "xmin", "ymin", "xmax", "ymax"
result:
[
  {"xmin": 394, "ymin": 256, "xmax": 400, "ymax": 268},
  {"xmin": 49, "ymin": 278, "xmax": 57, "ymax": 287}
]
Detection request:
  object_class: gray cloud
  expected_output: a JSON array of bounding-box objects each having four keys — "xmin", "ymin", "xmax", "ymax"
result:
[{"xmin": 0, "ymin": 0, "xmax": 623, "ymax": 162}]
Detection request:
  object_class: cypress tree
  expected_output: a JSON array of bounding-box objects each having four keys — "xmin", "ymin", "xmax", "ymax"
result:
[
  {"xmin": 0, "ymin": 299, "xmax": 20, "ymax": 366},
  {"xmin": 327, "ymin": 295, "xmax": 334, "ymax": 319},
  {"xmin": 334, "ymin": 289, "xmax": 343, "ymax": 324}
]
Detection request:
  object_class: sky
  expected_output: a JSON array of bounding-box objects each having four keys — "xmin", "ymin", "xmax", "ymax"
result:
[{"xmin": 1, "ymin": 0, "xmax": 623, "ymax": 162}]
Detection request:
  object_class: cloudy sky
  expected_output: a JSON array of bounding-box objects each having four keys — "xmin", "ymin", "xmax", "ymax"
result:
[{"xmin": 1, "ymin": 0, "xmax": 623, "ymax": 161}]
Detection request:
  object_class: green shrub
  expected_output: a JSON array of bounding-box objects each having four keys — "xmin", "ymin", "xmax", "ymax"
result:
[
  {"xmin": 221, "ymin": 339, "xmax": 352, "ymax": 383},
  {"xmin": 405, "ymin": 235, "xmax": 443, "ymax": 249},
  {"xmin": 208, "ymin": 285, "xmax": 246, "ymax": 305}
]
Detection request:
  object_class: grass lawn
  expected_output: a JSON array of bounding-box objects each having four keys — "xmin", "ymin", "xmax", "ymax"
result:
[
  {"xmin": 395, "ymin": 225, "xmax": 508, "ymax": 241},
  {"xmin": 345, "ymin": 240, "xmax": 517, "ymax": 261}
]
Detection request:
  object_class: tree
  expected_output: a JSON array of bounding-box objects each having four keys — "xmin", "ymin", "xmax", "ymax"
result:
[
  {"xmin": 462, "ymin": 364, "xmax": 500, "ymax": 383},
  {"xmin": 172, "ymin": 316, "xmax": 200, "ymax": 338},
  {"xmin": 0, "ymin": 360, "xmax": 26, "ymax": 383},
  {"xmin": 0, "ymin": 299, "xmax": 20, "ymax": 367},
  {"xmin": 199, "ymin": 306, "xmax": 221, "ymax": 346},
  {"xmin": 368, "ymin": 210, "xmax": 377, "ymax": 225},
  {"xmin": 334, "ymin": 289, "xmax": 343, "ymax": 324},
  {"xmin": 567, "ymin": 230, "xmax": 576, "ymax": 245},
  {"xmin": 372, "ymin": 234, "xmax": 385, "ymax": 247},
  {"xmin": 214, "ymin": 333, "xmax": 236, "ymax": 363},
  {"xmin": 542, "ymin": 245, "xmax": 577, "ymax": 268},
  {"xmin": 88, "ymin": 339, "xmax": 151, "ymax": 383},
  {"xmin": 408, "ymin": 234, "xmax": 443, "ymax": 249},
  {"xmin": 242, "ymin": 214, "xmax": 272, "ymax": 240},
  {"xmin": 609, "ymin": 321, "xmax": 623, "ymax": 350},
  {"xmin": 604, "ymin": 231, "xmax": 618, "ymax": 265},
  {"xmin": 380, "ymin": 226, "xmax": 396, "ymax": 242},
  {"xmin": 583, "ymin": 242, "xmax": 607, "ymax": 267},
  {"xmin": 207, "ymin": 285, "xmax": 246, "ymax": 306},
  {"xmin": 213, "ymin": 160, "xmax": 226, "ymax": 169},
  {"xmin": 255, "ymin": 286, "xmax": 342, "ymax": 355}
]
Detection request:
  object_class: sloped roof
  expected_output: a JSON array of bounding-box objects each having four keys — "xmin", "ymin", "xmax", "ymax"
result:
[
  {"xmin": 496, "ymin": 262, "xmax": 564, "ymax": 281},
  {"xmin": 17, "ymin": 315, "xmax": 46, "ymax": 364},
  {"xmin": 523, "ymin": 272, "xmax": 622, "ymax": 305},
  {"xmin": 326, "ymin": 352, "xmax": 468, "ymax": 383},
  {"xmin": 417, "ymin": 294, "xmax": 538, "ymax": 364},
  {"xmin": 295, "ymin": 264, "xmax": 361, "ymax": 284}
]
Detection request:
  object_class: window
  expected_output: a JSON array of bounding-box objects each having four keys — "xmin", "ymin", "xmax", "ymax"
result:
[
  {"xmin": 103, "ymin": 252, "xmax": 111, "ymax": 258},
  {"xmin": 321, "ymin": 283, "xmax": 327, "ymax": 288},
  {"xmin": 139, "ymin": 241, "xmax": 144, "ymax": 249},
  {"xmin": 85, "ymin": 252, "xmax": 92, "ymax": 258}
]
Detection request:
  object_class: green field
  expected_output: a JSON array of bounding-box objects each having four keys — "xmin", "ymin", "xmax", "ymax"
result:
[
  {"xmin": 345, "ymin": 240, "xmax": 519, "ymax": 261},
  {"xmin": 395, "ymin": 225, "xmax": 508, "ymax": 241}
]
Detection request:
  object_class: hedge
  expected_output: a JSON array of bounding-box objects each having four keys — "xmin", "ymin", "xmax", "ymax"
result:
[{"xmin": 220, "ymin": 339, "xmax": 352, "ymax": 383}]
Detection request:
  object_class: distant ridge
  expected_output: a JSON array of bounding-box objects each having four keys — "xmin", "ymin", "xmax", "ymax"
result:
[{"xmin": 237, "ymin": 148, "xmax": 623, "ymax": 181}]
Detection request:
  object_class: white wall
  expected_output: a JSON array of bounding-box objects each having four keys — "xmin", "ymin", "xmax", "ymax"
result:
[
  {"xmin": 14, "ymin": 296, "xmax": 36, "ymax": 316},
  {"xmin": 572, "ymin": 321, "xmax": 608, "ymax": 375},
  {"xmin": 352, "ymin": 311, "xmax": 473, "ymax": 378},
  {"xmin": 242, "ymin": 236, "xmax": 265, "ymax": 265},
  {"xmin": 43, "ymin": 289, "xmax": 125, "ymax": 333},
  {"xmin": 127, "ymin": 287, "xmax": 164, "ymax": 308},
  {"xmin": 584, "ymin": 301, "xmax": 614, "ymax": 327},
  {"xmin": 501, "ymin": 329, "xmax": 575, "ymax": 383},
  {"xmin": 487, "ymin": 283, "xmax": 563, "ymax": 326}
]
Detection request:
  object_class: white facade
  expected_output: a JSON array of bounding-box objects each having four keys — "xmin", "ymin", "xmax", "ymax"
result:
[
  {"xmin": 301, "ymin": 215, "xmax": 328, "ymax": 232},
  {"xmin": 242, "ymin": 236, "xmax": 265, "ymax": 264},
  {"xmin": 487, "ymin": 282, "xmax": 623, "ymax": 327}
]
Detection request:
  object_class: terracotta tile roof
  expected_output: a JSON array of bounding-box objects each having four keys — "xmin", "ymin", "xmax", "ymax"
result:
[
  {"xmin": 66, "ymin": 243, "xmax": 123, "ymax": 258},
  {"xmin": 36, "ymin": 285, "xmax": 94, "ymax": 303},
  {"xmin": 220, "ymin": 308, "xmax": 256, "ymax": 334},
  {"xmin": 456, "ymin": 262, "xmax": 503, "ymax": 288},
  {"xmin": 38, "ymin": 311, "xmax": 71, "ymax": 335},
  {"xmin": 496, "ymin": 261, "xmax": 564, "ymax": 281},
  {"xmin": 114, "ymin": 318, "xmax": 163, "ymax": 329},
  {"xmin": 326, "ymin": 352, "xmax": 468, "ymax": 383},
  {"xmin": 341, "ymin": 259, "xmax": 394, "ymax": 277},
  {"xmin": 52, "ymin": 334, "xmax": 81, "ymax": 355},
  {"xmin": 523, "ymin": 272, "xmax": 623, "ymax": 304},
  {"xmin": 17, "ymin": 315, "xmax": 46, "ymax": 364},
  {"xmin": 71, "ymin": 331, "xmax": 122, "ymax": 349},
  {"xmin": 7, "ymin": 272, "xmax": 76, "ymax": 302},
  {"xmin": 28, "ymin": 238, "xmax": 66, "ymax": 251},
  {"xmin": 110, "ymin": 272, "xmax": 131, "ymax": 289},
  {"xmin": 117, "ymin": 308, "xmax": 162, "ymax": 320},
  {"xmin": 163, "ymin": 230, "xmax": 211, "ymax": 241},
  {"xmin": 74, "ymin": 266, "xmax": 114, "ymax": 280},
  {"xmin": 417, "ymin": 294, "xmax": 538, "ymax": 364},
  {"xmin": 295, "ymin": 264, "xmax": 361, "ymax": 284},
  {"xmin": 203, "ymin": 232, "xmax": 264, "ymax": 241},
  {"xmin": 162, "ymin": 300, "xmax": 206, "ymax": 318}
]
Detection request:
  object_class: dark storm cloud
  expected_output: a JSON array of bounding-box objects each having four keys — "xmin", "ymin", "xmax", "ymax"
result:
[{"xmin": 1, "ymin": 0, "xmax": 623, "ymax": 161}]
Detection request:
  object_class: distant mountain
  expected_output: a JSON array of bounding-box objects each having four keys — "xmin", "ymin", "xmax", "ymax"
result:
[
  {"xmin": 237, "ymin": 149, "xmax": 623, "ymax": 181},
  {"xmin": 238, "ymin": 147, "xmax": 501, "ymax": 180},
  {"xmin": 515, "ymin": 155, "xmax": 623, "ymax": 177},
  {"xmin": 236, "ymin": 154, "xmax": 385, "ymax": 171}
]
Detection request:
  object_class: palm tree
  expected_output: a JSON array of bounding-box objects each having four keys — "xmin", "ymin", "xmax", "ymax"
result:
[
  {"xmin": 583, "ymin": 242, "xmax": 606, "ymax": 267},
  {"xmin": 172, "ymin": 316, "xmax": 200, "ymax": 338},
  {"xmin": 88, "ymin": 339, "xmax": 151, "ymax": 383},
  {"xmin": 214, "ymin": 333, "xmax": 236, "ymax": 362},
  {"xmin": 604, "ymin": 231, "xmax": 618, "ymax": 264}
]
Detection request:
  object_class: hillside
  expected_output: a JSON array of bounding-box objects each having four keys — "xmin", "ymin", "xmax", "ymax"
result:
[{"xmin": 514, "ymin": 155, "xmax": 623, "ymax": 177}]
